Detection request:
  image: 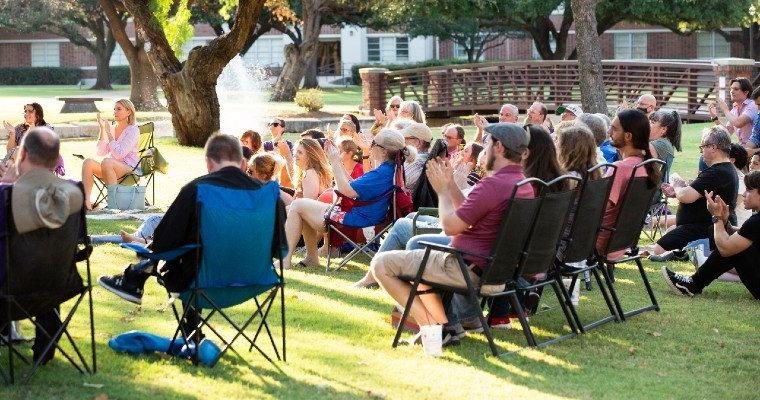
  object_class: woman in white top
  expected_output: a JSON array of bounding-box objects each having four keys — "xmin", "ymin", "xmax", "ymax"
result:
[{"xmin": 81, "ymin": 99, "xmax": 140, "ymax": 210}]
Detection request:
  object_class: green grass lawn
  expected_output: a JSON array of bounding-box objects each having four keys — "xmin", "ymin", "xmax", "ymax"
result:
[{"xmin": 2, "ymin": 123, "xmax": 760, "ymax": 399}]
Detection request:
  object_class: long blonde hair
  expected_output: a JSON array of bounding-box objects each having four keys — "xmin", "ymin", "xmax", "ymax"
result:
[
  {"xmin": 399, "ymin": 100, "xmax": 426, "ymax": 124},
  {"xmin": 115, "ymin": 98, "xmax": 137, "ymax": 125},
  {"xmin": 557, "ymin": 124, "xmax": 601, "ymax": 179},
  {"xmin": 295, "ymin": 138, "xmax": 333, "ymax": 190}
]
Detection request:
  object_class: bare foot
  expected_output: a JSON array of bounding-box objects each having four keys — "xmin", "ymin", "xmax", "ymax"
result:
[
  {"xmin": 352, "ymin": 273, "xmax": 377, "ymax": 288},
  {"xmin": 295, "ymin": 257, "xmax": 322, "ymax": 268},
  {"xmin": 120, "ymin": 230, "xmax": 146, "ymax": 244},
  {"xmin": 318, "ymin": 245, "xmax": 339, "ymax": 258}
]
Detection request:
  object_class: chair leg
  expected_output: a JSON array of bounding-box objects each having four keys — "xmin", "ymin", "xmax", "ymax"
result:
[
  {"xmin": 552, "ymin": 279, "xmax": 579, "ymax": 335},
  {"xmin": 600, "ymin": 262, "xmax": 626, "ymax": 322},
  {"xmin": 508, "ymin": 293, "xmax": 537, "ymax": 347},
  {"xmin": 620, "ymin": 258, "xmax": 660, "ymax": 319}
]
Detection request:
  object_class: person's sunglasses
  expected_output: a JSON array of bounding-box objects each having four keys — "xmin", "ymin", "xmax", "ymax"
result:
[
  {"xmin": 269, "ymin": 122, "xmax": 281, "ymax": 127},
  {"xmin": 371, "ymin": 140, "xmax": 384, "ymax": 149},
  {"xmin": 389, "ymin": 104, "xmax": 400, "ymax": 110}
]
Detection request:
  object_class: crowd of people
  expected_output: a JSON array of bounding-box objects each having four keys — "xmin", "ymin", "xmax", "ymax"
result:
[{"xmin": 4, "ymin": 81, "xmax": 760, "ymax": 360}]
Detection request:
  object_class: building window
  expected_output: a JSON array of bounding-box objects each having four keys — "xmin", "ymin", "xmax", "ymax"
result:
[
  {"xmin": 697, "ymin": 32, "xmax": 731, "ymax": 59},
  {"xmin": 31, "ymin": 42, "xmax": 60, "ymax": 67},
  {"xmin": 242, "ymin": 37, "xmax": 284, "ymax": 66},
  {"xmin": 110, "ymin": 45, "xmax": 129, "ymax": 66},
  {"xmin": 613, "ymin": 33, "xmax": 647, "ymax": 59},
  {"xmin": 367, "ymin": 36, "xmax": 409, "ymax": 63}
]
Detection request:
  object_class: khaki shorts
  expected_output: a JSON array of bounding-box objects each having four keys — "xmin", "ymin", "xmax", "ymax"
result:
[{"xmin": 371, "ymin": 249, "xmax": 481, "ymax": 290}]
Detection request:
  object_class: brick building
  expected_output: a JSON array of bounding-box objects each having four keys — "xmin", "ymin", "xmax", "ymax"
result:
[{"xmin": 0, "ymin": 21, "xmax": 746, "ymax": 83}]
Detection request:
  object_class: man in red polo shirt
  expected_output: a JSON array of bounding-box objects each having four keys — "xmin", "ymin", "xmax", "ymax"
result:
[{"xmin": 371, "ymin": 123, "xmax": 534, "ymax": 357}]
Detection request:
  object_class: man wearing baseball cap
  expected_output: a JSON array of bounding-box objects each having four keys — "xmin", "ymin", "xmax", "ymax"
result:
[
  {"xmin": 556, "ymin": 104, "xmax": 584, "ymax": 122},
  {"xmin": 401, "ymin": 122, "xmax": 432, "ymax": 193},
  {"xmin": 371, "ymin": 123, "xmax": 535, "ymax": 357}
]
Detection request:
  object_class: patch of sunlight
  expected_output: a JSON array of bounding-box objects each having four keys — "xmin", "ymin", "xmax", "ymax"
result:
[
  {"xmin": 289, "ymin": 289, "xmax": 388, "ymax": 329},
  {"xmin": 465, "ymin": 334, "xmax": 579, "ymax": 370},
  {"xmin": 612, "ymin": 277, "xmax": 635, "ymax": 285},
  {"xmin": 594, "ymin": 333, "xmax": 632, "ymax": 347},
  {"xmin": 484, "ymin": 357, "xmax": 547, "ymax": 380}
]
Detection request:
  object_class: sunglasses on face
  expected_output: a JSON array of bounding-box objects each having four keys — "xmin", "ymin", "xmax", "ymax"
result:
[
  {"xmin": 389, "ymin": 104, "xmax": 400, "ymax": 109},
  {"xmin": 269, "ymin": 122, "xmax": 281, "ymax": 127}
]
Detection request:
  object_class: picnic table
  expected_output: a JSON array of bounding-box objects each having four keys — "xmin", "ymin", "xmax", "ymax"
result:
[{"xmin": 58, "ymin": 97, "xmax": 103, "ymax": 113}]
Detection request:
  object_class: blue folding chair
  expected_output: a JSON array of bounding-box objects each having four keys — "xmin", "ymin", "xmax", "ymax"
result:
[{"xmin": 124, "ymin": 181, "xmax": 286, "ymax": 366}]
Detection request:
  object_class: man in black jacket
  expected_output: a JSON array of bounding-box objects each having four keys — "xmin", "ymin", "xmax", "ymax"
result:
[{"xmin": 99, "ymin": 133, "xmax": 287, "ymax": 304}]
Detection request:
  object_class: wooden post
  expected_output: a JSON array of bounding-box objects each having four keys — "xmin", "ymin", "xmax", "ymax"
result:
[{"xmin": 360, "ymin": 68, "xmax": 389, "ymax": 113}]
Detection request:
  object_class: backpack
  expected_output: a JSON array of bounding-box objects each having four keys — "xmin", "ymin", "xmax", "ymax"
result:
[{"xmin": 394, "ymin": 154, "xmax": 414, "ymax": 218}]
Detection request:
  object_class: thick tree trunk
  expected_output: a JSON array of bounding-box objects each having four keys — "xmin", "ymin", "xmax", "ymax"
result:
[
  {"xmin": 303, "ymin": 56, "xmax": 319, "ymax": 88},
  {"xmin": 129, "ymin": 48, "xmax": 163, "ymax": 111},
  {"xmin": 271, "ymin": 0, "xmax": 322, "ymax": 101},
  {"xmin": 92, "ymin": 50, "xmax": 113, "ymax": 90},
  {"xmin": 571, "ymin": 0, "xmax": 607, "ymax": 114},
  {"xmin": 163, "ymin": 72, "xmax": 220, "ymax": 146}
]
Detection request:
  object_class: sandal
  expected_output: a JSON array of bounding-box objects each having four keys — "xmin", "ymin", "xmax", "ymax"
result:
[{"xmin": 295, "ymin": 259, "xmax": 322, "ymax": 269}]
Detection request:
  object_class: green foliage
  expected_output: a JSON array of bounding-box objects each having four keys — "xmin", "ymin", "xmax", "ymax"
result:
[
  {"xmin": 110, "ymin": 66, "xmax": 131, "ymax": 85},
  {"xmin": 351, "ymin": 59, "xmax": 476, "ymax": 85},
  {"xmin": 294, "ymin": 88, "xmax": 325, "ymax": 112},
  {"xmin": 150, "ymin": 0, "xmax": 194, "ymax": 57},
  {"xmin": 0, "ymin": 67, "xmax": 82, "ymax": 85}
]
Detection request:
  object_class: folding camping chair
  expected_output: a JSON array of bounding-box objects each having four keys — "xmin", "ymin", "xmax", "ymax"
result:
[
  {"xmin": 0, "ymin": 183, "xmax": 95, "ymax": 384},
  {"xmin": 554, "ymin": 164, "xmax": 623, "ymax": 332},
  {"xmin": 642, "ymin": 162, "xmax": 672, "ymax": 243},
  {"xmin": 596, "ymin": 159, "xmax": 665, "ymax": 321},
  {"xmin": 124, "ymin": 181, "xmax": 285, "ymax": 366},
  {"xmin": 411, "ymin": 207, "xmax": 441, "ymax": 236},
  {"xmin": 89, "ymin": 122, "xmax": 159, "ymax": 208},
  {"xmin": 393, "ymin": 176, "xmax": 580, "ymax": 356}
]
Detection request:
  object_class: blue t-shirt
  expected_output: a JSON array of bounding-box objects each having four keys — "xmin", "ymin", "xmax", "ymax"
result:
[
  {"xmin": 750, "ymin": 116, "xmax": 760, "ymax": 148},
  {"xmin": 599, "ymin": 140, "xmax": 619, "ymax": 163},
  {"xmin": 343, "ymin": 161, "xmax": 395, "ymax": 227}
]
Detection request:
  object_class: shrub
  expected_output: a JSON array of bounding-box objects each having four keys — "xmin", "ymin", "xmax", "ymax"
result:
[
  {"xmin": 110, "ymin": 66, "xmax": 131, "ymax": 84},
  {"xmin": 351, "ymin": 59, "xmax": 477, "ymax": 85},
  {"xmin": 294, "ymin": 88, "xmax": 325, "ymax": 112},
  {"xmin": 0, "ymin": 67, "xmax": 82, "ymax": 85}
]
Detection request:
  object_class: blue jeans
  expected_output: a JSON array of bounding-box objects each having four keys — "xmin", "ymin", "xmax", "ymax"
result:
[
  {"xmin": 378, "ymin": 213, "xmax": 439, "ymax": 253},
  {"xmin": 91, "ymin": 215, "xmax": 163, "ymax": 244}
]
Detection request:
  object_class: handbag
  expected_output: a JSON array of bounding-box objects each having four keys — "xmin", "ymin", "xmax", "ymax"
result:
[{"xmin": 107, "ymin": 184, "xmax": 146, "ymax": 210}]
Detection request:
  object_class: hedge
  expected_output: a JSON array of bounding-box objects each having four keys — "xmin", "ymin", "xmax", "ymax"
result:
[
  {"xmin": 0, "ymin": 66, "xmax": 132, "ymax": 85},
  {"xmin": 351, "ymin": 59, "xmax": 477, "ymax": 85}
]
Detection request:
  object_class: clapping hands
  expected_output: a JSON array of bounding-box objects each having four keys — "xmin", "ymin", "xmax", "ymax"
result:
[
  {"xmin": 426, "ymin": 157, "xmax": 454, "ymax": 194},
  {"xmin": 705, "ymin": 190, "xmax": 729, "ymax": 223}
]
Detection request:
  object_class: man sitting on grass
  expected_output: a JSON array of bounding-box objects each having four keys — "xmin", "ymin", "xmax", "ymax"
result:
[
  {"xmin": 662, "ymin": 171, "xmax": 760, "ymax": 299},
  {"xmin": 370, "ymin": 123, "xmax": 534, "ymax": 357}
]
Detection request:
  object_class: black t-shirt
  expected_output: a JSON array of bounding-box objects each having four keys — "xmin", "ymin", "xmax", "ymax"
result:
[
  {"xmin": 739, "ymin": 213, "xmax": 760, "ymax": 254},
  {"xmin": 676, "ymin": 162, "xmax": 738, "ymax": 226}
]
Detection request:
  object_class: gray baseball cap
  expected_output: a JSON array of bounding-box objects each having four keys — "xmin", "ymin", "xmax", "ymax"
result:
[{"xmin": 484, "ymin": 123, "xmax": 530, "ymax": 153}]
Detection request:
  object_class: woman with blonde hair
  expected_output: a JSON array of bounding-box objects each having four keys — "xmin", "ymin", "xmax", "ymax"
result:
[
  {"xmin": 81, "ymin": 98, "xmax": 140, "ymax": 209},
  {"xmin": 556, "ymin": 123, "xmax": 602, "ymax": 180},
  {"xmin": 371, "ymin": 95, "xmax": 403, "ymax": 135},
  {"xmin": 293, "ymin": 138, "xmax": 333, "ymax": 200}
]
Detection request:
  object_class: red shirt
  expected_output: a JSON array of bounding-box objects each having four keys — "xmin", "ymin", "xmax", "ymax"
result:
[
  {"xmin": 451, "ymin": 164, "xmax": 534, "ymax": 267},
  {"xmin": 350, "ymin": 162, "xmax": 364, "ymax": 179},
  {"xmin": 596, "ymin": 156, "xmax": 646, "ymax": 256}
]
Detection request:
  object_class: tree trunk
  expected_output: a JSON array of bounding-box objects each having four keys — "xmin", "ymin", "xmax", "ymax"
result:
[
  {"xmin": 91, "ymin": 32, "xmax": 116, "ymax": 90},
  {"xmin": 270, "ymin": 0, "xmax": 322, "ymax": 101},
  {"xmin": 303, "ymin": 55, "xmax": 319, "ymax": 88},
  {"xmin": 129, "ymin": 48, "xmax": 163, "ymax": 111},
  {"xmin": 571, "ymin": 0, "xmax": 607, "ymax": 114},
  {"xmin": 163, "ymin": 71, "xmax": 220, "ymax": 146}
]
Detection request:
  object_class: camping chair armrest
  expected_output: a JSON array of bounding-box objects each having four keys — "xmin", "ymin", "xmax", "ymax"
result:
[
  {"xmin": 416, "ymin": 207, "xmax": 439, "ymax": 217},
  {"xmin": 417, "ymin": 241, "xmax": 491, "ymax": 262},
  {"xmin": 120, "ymin": 242, "xmax": 200, "ymax": 262}
]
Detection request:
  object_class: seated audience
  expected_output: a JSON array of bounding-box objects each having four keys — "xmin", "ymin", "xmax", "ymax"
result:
[
  {"xmin": 398, "ymin": 100, "xmax": 426, "ymax": 124},
  {"xmin": 338, "ymin": 138, "xmax": 364, "ymax": 179},
  {"xmin": 751, "ymin": 150, "xmax": 760, "ymax": 172},
  {"xmin": 99, "ymin": 134, "xmax": 287, "ymax": 312},
  {"xmin": 371, "ymin": 95, "xmax": 403, "ymax": 135},
  {"xmin": 292, "ymin": 138, "xmax": 333, "ymax": 201},
  {"xmin": 474, "ymin": 103, "xmax": 519, "ymax": 142},
  {"xmin": 650, "ymin": 126, "xmax": 737, "ymax": 260},
  {"xmin": 240, "ymin": 130, "xmax": 262, "ymax": 153},
  {"xmin": 709, "ymin": 78, "xmax": 757, "ymax": 147},
  {"xmin": 401, "ymin": 122, "xmax": 432, "ymax": 193},
  {"xmin": 578, "ymin": 113, "xmax": 613, "ymax": 164},
  {"xmin": 0, "ymin": 127, "xmax": 83, "ymax": 363},
  {"xmin": 440, "ymin": 124, "xmax": 466, "ymax": 159},
  {"xmin": 597, "ymin": 109, "xmax": 661, "ymax": 258},
  {"xmin": 263, "ymin": 117, "xmax": 295, "ymax": 188},
  {"xmin": 525, "ymin": 101, "xmax": 553, "ymax": 133},
  {"xmin": 648, "ymin": 109, "xmax": 683, "ymax": 205},
  {"xmin": 556, "ymin": 104, "xmax": 583, "ymax": 122},
  {"xmin": 249, "ymin": 152, "xmax": 292, "ymax": 204},
  {"xmin": 370, "ymin": 123, "xmax": 533, "ymax": 356},
  {"xmin": 301, "ymin": 129, "xmax": 327, "ymax": 148},
  {"xmin": 81, "ymin": 99, "xmax": 140, "ymax": 210},
  {"xmin": 662, "ymin": 172, "xmax": 760, "ymax": 300},
  {"xmin": 635, "ymin": 94, "xmax": 658, "ymax": 116},
  {"xmin": 283, "ymin": 129, "xmax": 413, "ymax": 269}
]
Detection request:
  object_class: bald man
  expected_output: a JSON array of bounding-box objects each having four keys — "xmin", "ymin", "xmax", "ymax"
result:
[{"xmin": 636, "ymin": 94, "xmax": 658, "ymax": 116}]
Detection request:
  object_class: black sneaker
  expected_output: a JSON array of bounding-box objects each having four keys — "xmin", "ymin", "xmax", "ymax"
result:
[
  {"xmin": 98, "ymin": 265, "xmax": 146, "ymax": 304},
  {"xmin": 661, "ymin": 266, "xmax": 698, "ymax": 297},
  {"xmin": 441, "ymin": 327, "xmax": 461, "ymax": 347},
  {"xmin": 649, "ymin": 250, "xmax": 689, "ymax": 262}
]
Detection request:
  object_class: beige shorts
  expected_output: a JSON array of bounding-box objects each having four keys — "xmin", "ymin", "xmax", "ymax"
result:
[{"xmin": 371, "ymin": 249, "xmax": 481, "ymax": 290}]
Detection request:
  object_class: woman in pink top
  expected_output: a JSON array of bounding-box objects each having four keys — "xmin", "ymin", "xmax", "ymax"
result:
[{"xmin": 81, "ymin": 98, "xmax": 140, "ymax": 209}]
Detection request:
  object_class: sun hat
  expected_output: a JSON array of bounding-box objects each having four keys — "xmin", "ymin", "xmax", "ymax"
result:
[{"xmin": 11, "ymin": 168, "xmax": 83, "ymax": 234}]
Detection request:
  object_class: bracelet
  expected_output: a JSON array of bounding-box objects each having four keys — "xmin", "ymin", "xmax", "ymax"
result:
[{"xmin": 710, "ymin": 116, "xmax": 719, "ymax": 122}]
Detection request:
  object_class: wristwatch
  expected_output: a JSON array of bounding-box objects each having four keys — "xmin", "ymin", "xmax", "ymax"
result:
[
  {"xmin": 710, "ymin": 116, "xmax": 719, "ymax": 122},
  {"xmin": 711, "ymin": 215, "xmax": 721, "ymax": 224}
]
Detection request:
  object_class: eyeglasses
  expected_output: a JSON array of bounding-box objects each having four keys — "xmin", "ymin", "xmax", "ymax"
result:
[
  {"xmin": 389, "ymin": 104, "xmax": 400, "ymax": 110},
  {"xmin": 268, "ymin": 122, "xmax": 281, "ymax": 127},
  {"xmin": 698, "ymin": 143, "xmax": 714, "ymax": 150},
  {"xmin": 371, "ymin": 141, "xmax": 385, "ymax": 149}
]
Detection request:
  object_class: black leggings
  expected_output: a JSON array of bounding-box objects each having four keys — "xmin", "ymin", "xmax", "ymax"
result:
[{"xmin": 692, "ymin": 245, "xmax": 760, "ymax": 300}]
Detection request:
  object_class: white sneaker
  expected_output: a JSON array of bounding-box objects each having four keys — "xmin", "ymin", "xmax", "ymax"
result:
[
  {"xmin": 694, "ymin": 244, "xmax": 708, "ymax": 268},
  {"xmin": 563, "ymin": 278, "xmax": 581, "ymax": 306},
  {"xmin": 419, "ymin": 325, "xmax": 443, "ymax": 357}
]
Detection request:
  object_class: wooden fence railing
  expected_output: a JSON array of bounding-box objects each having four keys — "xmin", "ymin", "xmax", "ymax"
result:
[{"xmin": 380, "ymin": 60, "xmax": 760, "ymax": 121}]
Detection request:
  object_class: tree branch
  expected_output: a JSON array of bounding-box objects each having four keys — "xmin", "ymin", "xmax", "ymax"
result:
[{"xmin": 99, "ymin": 0, "xmax": 137, "ymax": 61}]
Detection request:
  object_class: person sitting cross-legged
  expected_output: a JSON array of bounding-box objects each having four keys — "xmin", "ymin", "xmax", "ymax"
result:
[
  {"xmin": 370, "ymin": 123, "xmax": 534, "ymax": 356},
  {"xmin": 662, "ymin": 171, "xmax": 760, "ymax": 300},
  {"xmin": 98, "ymin": 134, "xmax": 287, "ymax": 315}
]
